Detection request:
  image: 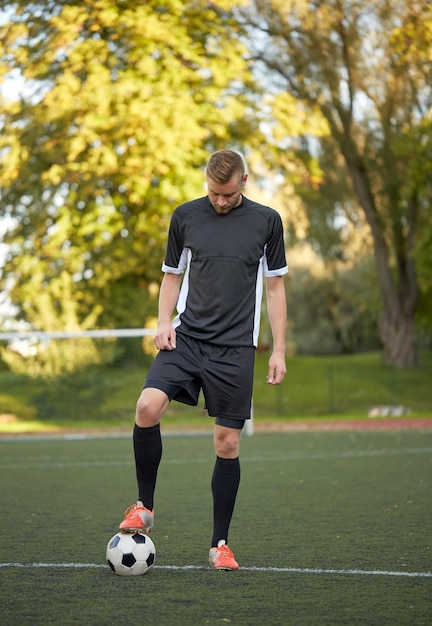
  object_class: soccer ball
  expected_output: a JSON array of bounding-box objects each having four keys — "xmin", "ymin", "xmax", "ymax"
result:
[{"xmin": 106, "ymin": 532, "xmax": 156, "ymax": 576}]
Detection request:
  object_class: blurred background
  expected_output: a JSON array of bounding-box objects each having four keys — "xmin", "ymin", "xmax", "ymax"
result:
[{"xmin": 0, "ymin": 1, "xmax": 431, "ymax": 428}]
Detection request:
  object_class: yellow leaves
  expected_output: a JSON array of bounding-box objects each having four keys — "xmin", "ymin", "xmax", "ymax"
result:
[
  {"xmin": 0, "ymin": 20, "xmax": 29, "ymax": 67},
  {"xmin": 209, "ymin": 0, "xmax": 248, "ymax": 9},
  {"xmin": 0, "ymin": 0, "xmax": 255, "ymax": 334},
  {"xmin": 0, "ymin": 116, "xmax": 24, "ymax": 186},
  {"xmin": 57, "ymin": 70, "xmax": 82, "ymax": 96},
  {"xmin": 142, "ymin": 317, "xmax": 158, "ymax": 357},
  {"xmin": 389, "ymin": 2, "xmax": 432, "ymax": 67},
  {"xmin": 43, "ymin": 164, "xmax": 64, "ymax": 186},
  {"xmin": 50, "ymin": 4, "xmax": 88, "ymax": 32},
  {"xmin": 270, "ymin": 0, "xmax": 309, "ymax": 19},
  {"xmin": 68, "ymin": 134, "xmax": 88, "ymax": 162},
  {"xmin": 96, "ymin": 6, "xmax": 121, "ymax": 29},
  {"xmin": 269, "ymin": 92, "xmax": 330, "ymax": 140}
]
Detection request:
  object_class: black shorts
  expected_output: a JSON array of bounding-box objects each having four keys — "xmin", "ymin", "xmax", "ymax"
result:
[{"xmin": 143, "ymin": 333, "xmax": 255, "ymax": 428}]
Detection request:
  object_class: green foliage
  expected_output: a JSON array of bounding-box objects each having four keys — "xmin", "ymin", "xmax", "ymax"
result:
[
  {"xmin": 238, "ymin": 0, "xmax": 432, "ymax": 366},
  {"xmin": 1, "ymin": 337, "xmax": 107, "ymax": 378},
  {"xmin": 0, "ymin": 0, "xmax": 254, "ymax": 330},
  {"xmin": 0, "ymin": 271, "xmax": 114, "ymax": 377},
  {"xmin": 1, "ymin": 0, "xmax": 431, "ymax": 369},
  {"xmin": 285, "ymin": 256, "xmax": 382, "ymax": 355}
]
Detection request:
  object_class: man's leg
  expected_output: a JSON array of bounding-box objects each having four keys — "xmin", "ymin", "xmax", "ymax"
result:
[
  {"xmin": 211, "ymin": 424, "xmax": 242, "ymax": 546},
  {"xmin": 134, "ymin": 387, "xmax": 170, "ymax": 509},
  {"xmin": 119, "ymin": 388, "xmax": 170, "ymax": 533},
  {"xmin": 209, "ymin": 424, "xmax": 242, "ymax": 570}
]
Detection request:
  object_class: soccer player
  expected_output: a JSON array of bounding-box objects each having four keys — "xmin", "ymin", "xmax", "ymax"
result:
[{"xmin": 119, "ymin": 150, "xmax": 288, "ymax": 570}]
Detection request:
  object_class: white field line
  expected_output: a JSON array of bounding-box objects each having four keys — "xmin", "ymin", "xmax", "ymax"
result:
[
  {"xmin": 0, "ymin": 562, "xmax": 430, "ymax": 578},
  {"xmin": 0, "ymin": 447, "xmax": 431, "ymax": 470}
]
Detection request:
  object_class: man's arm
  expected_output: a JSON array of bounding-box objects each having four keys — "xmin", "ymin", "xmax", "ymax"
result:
[
  {"xmin": 154, "ymin": 272, "xmax": 182, "ymax": 351},
  {"xmin": 265, "ymin": 275, "xmax": 287, "ymax": 385}
]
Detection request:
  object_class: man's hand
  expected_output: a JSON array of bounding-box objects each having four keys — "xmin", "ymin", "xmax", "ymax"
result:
[
  {"xmin": 154, "ymin": 322, "xmax": 177, "ymax": 351},
  {"xmin": 266, "ymin": 351, "xmax": 286, "ymax": 385}
]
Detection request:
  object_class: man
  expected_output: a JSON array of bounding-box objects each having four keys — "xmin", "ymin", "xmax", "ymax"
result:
[{"xmin": 119, "ymin": 150, "xmax": 288, "ymax": 570}]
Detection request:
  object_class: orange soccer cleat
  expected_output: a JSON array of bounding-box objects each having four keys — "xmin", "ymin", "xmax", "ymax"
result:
[
  {"xmin": 209, "ymin": 541, "xmax": 239, "ymax": 570},
  {"xmin": 119, "ymin": 502, "xmax": 154, "ymax": 534}
]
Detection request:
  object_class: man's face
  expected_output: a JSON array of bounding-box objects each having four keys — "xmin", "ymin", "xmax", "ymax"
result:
[{"xmin": 207, "ymin": 174, "xmax": 247, "ymax": 215}]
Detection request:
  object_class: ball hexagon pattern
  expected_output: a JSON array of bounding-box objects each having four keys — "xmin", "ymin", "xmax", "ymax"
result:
[{"xmin": 106, "ymin": 532, "xmax": 156, "ymax": 576}]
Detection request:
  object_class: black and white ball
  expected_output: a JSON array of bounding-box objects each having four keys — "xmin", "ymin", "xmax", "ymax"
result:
[{"xmin": 106, "ymin": 532, "xmax": 156, "ymax": 576}]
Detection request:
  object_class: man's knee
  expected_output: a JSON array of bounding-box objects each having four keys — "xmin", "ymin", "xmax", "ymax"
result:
[
  {"xmin": 135, "ymin": 388, "xmax": 169, "ymax": 427},
  {"xmin": 214, "ymin": 425, "xmax": 242, "ymax": 459}
]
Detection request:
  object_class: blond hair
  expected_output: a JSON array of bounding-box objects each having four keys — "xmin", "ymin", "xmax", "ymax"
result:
[{"xmin": 205, "ymin": 150, "xmax": 245, "ymax": 184}]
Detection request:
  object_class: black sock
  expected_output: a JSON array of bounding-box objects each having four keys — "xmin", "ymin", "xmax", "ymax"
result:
[
  {"xmin": 133, "ymin": 423, "xmax": 162, "ymax": 510},
  {"xmin": 211, "ymin": 456, "xmax": 241, "ymax": 548}
]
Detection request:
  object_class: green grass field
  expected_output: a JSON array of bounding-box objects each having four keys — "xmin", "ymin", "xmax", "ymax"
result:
[{"xmin": 1, "ymin": 429, "xmax": 431, "ymax": 625}]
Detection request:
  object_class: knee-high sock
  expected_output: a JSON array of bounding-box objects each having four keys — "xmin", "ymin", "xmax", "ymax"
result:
[
  {"xmin": 133, "ymin": 423, "xmax": 162, "ymax": 510},
  {"xmin": 211, "ymin": 456, "xmax": 241, "ymax": 547}
]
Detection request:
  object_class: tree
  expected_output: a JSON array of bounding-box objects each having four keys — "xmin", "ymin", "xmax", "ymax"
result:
[
  {"xmin": 237, "ymin": 0, "xmax": 432, "ymax": 367},
  {"xmin": 0, "ymin": 270, "xmax": 113, "ymax": 378},
  {"xmin": 0, "ymin": 0, "xmax": 253, "ymax": 332},
  {"xmin": 284, "ymin": 250, "xmax": 381, "ymax": 355}
]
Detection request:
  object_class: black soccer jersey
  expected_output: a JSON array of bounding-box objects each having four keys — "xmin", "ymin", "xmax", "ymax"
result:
[{"xmin": 162, "ymin": 195, "xmax": 288, "ymax": 347}]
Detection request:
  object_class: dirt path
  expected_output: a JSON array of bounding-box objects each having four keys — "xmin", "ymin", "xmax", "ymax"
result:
[
  {"xmin": 252, "ymin": 417, "xmax": 432, "ymax": 432},
  {"xmin": 1, "ymin": 417, "xmax": 431, "ymax": 439}
]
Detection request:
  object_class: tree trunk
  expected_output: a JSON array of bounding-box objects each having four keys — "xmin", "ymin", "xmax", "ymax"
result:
[
  {"xmin": 379, "ymin": 308, "xmax": 418, "ymax": 368},
  {"xmin": 344, "ymin": 151, "xmax": 419, "ymax": 368}
]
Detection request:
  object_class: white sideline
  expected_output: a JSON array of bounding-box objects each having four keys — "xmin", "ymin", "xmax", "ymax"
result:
[{"xmin": 0, "ymin": 562, "xmax": 431, "ymax": 578}]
